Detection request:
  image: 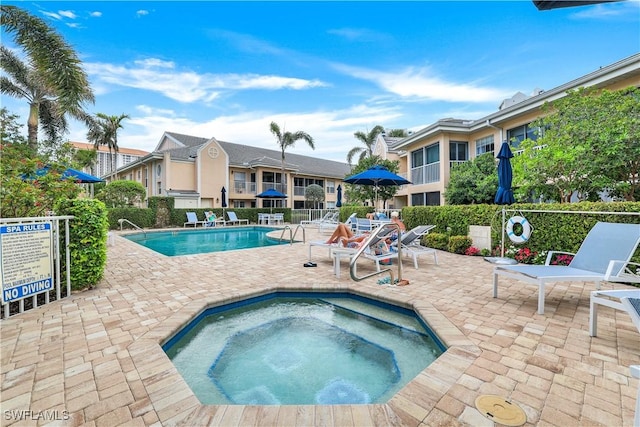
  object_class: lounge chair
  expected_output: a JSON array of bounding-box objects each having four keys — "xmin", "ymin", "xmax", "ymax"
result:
[
  {"xmin": 394, "ymin": 225, "xmax": 437, "ymax": 269},
  {"xmin": 301, "ymin": 211, "xmax": 334, "ymax": 228},
  {"xmin": 493, "ymin": 221, "xmax": 640, "ymax": 314},
  {"xmin": 590, "ymin": 289, "xmax": 640, "ymax": 336},
  {"xmin": 226, "ymin": 211, "xmax": 249, "ymax": 225},
  {"xmin": 184, "ymin": 211, "xmax": 205, "ymax": 227},
  {"xmin": 204, "ymin": 211, "xmax": 225, "ymax": 227}
]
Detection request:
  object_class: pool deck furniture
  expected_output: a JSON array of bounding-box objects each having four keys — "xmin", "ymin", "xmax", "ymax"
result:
[
  {"xmin": 589, "ymin": 289, "xmax": 640, "ymax": 336},
  {"xmin": 394, "ymin": 225, "xmax": 438, "ymax": 269},
  {"xmin": 493, "ymin": 221, "xmax": 640, "ymax": 314},
  {"xmin": 2, "ymin": 226, "xmax": 639, "ymax": 427},
  {"xmin": 226, "ymin": 211, "xmax": 249, "ymax": 225},
  {"xmin": 203, "ymin": 212, "xmax": 226, "ymax": 227},
  {"xmin": 184, "ymin": 211, "xmax": 206, "ymax": 227}
]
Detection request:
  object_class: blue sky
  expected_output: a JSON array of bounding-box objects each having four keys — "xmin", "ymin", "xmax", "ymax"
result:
[{"xmin": 2, "ymin": 1, "xmax": 639, "ymax": 162}]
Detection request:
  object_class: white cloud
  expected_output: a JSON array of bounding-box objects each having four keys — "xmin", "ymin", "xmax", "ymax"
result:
[
  {"xmin": 570, "ymin": 0, "xmax": 640, "ymax": 20},
  {"xmin": 66, "ymin": 103, "xmax": 402, "ymax": 162},
  {"xmin": 58, "ymin": 10, "xmax": 76, "ymax": 19},
  {"xmin": 84, "ymin": 59, "xmax": 328, "ymax": 103},
  {"xmin": 136, "ymin": 10, "xmax": 149, "ymax": 17},
  {"xmin": 327, "ymin": 28, "xmax": 390, "ymax": 42},
  {"xmin": 90, "ymin": 11, "xmax": 102, "ymax": 18},
  {"xmin": 333, "ymin": 63, "xmax": 511, "ymax": 103}
]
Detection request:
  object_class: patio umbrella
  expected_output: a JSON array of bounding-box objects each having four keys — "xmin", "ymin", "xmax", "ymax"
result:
[
  {"xmin": 494, "ymin": 142, "xmax": 515, "ymax": 205},
  {"xmin": 30, "ymin": 166, "xmax": 104, "ymax": 183},
  {"xmin": 343, "ymin": 165, "xmax": 410, "ymax": 208},
  {"xmin": 256, "ymin": 188, "xmax": 287, "ymax": 213},
  {"xmin": 221, "ymin": 186, "xmax": 228, "ymax": 208},
  {"xmin": 336, "ymin": 185, "xmax": 342, "ymax": 208}
]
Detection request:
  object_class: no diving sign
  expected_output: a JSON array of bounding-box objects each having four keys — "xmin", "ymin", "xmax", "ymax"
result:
[{"xmin": 0, "ymin": 223, "xmax": 54, "ymax": 303}]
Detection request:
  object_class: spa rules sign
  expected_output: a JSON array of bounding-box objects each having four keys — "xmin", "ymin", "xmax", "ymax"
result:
[{"xmin": 0, "ymin": 223, "xmax": 54, "ymax": 303}]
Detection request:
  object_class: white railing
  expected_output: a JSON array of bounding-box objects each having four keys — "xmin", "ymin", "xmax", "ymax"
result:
[
  {"xmin": 0, "ymin": 215, "xmax": 74, "ymax": 319},
  {"xmin": 411, "ymin": 162, "xmax": 440, "ymax": 184}
]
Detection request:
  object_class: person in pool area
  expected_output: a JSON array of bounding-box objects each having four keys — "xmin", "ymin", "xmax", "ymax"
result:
[{"xmin": 325, "ymin": 223, "xmax": 368, "ymax": 248}]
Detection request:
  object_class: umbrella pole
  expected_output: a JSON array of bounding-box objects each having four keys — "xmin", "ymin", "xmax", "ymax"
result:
[{"xmin": 501, "ymin": 207, "xmax": 506, "ymax": 258}]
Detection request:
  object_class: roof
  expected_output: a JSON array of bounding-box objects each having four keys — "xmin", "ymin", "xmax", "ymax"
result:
[
  {"xmin": 70, "ymin": 141, "xmax": 149, "ymax": 157},
  {"xmin": 163, "ymin": 131, "xmax": 352, "ymax": 179}
]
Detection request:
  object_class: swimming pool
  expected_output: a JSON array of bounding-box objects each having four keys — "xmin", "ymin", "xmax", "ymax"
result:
[
  {"xmin": 163, "ymin": 292, "xmax": 445, "ymax": 405},
  {"xmin": 123, "ymin": 226, "xmax": 289, "ymax": 256}
]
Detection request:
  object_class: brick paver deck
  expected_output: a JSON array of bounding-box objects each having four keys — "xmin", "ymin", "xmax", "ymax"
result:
[{"xmin": 1, "ymin": 226, "xmax": 638, "ymax": 426}]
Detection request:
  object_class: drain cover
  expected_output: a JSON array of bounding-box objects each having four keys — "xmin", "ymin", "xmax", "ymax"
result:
[{"xmin": 475, "ymin": 395, "xmax": 526, "ymax": 426}]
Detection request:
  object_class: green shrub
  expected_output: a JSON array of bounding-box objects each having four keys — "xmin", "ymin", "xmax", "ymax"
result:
[
  {"xmin": 55, "ymin": 198, "xmax": 108, "ymax": 290},
  {"xmin": 423, "ymin": 232, "xmax": 449, "ymax": 250},
  {"xmin": 107, "ymin": 208, "xmax": 155, "ymax": 229},
  {"xmin": 448, "ymin": 235, "xmax": 473, "ymax": 254}
]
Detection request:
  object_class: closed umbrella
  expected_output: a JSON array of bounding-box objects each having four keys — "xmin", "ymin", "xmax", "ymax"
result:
[
  {"xmin": 221, "ymin": 186, "xmax": 228, "ymax": 208},
  {"xmin": 256, "ymin": 188, "xmax": 287, "ymax": 213},
  {"xmin": 336, "ymin": 185, "xmax": 342, "ymax": 208},
  {"xmin": 343, "ymin": 165, "xmax": 410, "ymax": 208},
  {"xmin": 494, "ymin": 142, "xmax": 515, "ymax": 205}
]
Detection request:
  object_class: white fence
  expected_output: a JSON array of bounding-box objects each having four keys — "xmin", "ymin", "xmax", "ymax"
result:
[{"xmin": 0, "ymin": 215, "xmax": 73, "ymax": 319}]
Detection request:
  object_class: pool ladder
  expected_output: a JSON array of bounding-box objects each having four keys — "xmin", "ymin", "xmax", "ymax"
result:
[
  {"xmin": 349, "ymin": 223, "xmax": 402, "ymax": 284},
  {"xmin": 118, "ymin": 218, "xmax": 146, "ymax": 237},
  {"xmin": 277, "ymin": 224, "xmax": 306, "ymax": 245}
]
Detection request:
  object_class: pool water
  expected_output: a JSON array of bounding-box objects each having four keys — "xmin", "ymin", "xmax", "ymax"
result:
[
  {"xmin": 163, "ymin": 293, "xmax": 445, "ymax": 405},
  {"xmin": 123, "ymin": 226, "xmax": 288, "ymax": 256}
]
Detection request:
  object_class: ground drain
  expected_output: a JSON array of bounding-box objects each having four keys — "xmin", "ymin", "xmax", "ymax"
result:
[{"xmin": 475, "ymin": 394, "xmax": 526, "ymax": 426}]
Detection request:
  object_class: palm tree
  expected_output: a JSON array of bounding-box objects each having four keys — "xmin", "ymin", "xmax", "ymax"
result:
[
  {"xmin": 0, "ymin": 47, "xmax": 68, "ymax": 148},
  {"xmin": 347, "ymin": 125, "xmax": 385, "ymax": 165},
  {"xmin": 1, "ymin": 5, "xmax": 94, "ymax": 148},
  {"xmin": 87, "ymin": 113, "xmax": 129, "ymax": 181},
  {"xmin": 269, "ymin": 120, "xmax": 315, "ymax": 179}
]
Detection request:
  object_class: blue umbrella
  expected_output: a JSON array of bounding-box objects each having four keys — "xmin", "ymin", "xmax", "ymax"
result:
[
  {"xmin": 28, "ymin": 166, "xmax": 104, "ymax": 183},
  {"xmin": 221, "ymin": 186, "xmax": 228, "ymax": 208},
  {"xmin": 494, "ymin": 142, "xmax": 515, "ymax": 205},
  {"xmin": 336, "ymin": 185, "xmax": 342, "ymax": 208},
  {"xmin": 256, "ymin": 188, "xmax": 287, "ymax": 199},
  {"xmin": 256, "ymin": 188, "xmax": 287, "ymax": 212},
  {"xmin": 344, "ymin": 165, "xmax": 410, "ymax": 206}
]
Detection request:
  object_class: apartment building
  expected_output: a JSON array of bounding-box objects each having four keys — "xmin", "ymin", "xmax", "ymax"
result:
[
  {"xmin": 69, "ymin": 142, "xmax": 149, "ymax": 178},
  {"xmin": 375, "ymin": 53, "xmax": 640, "ymax": 207},
  {"xmin": 113, "ymin": 132, "xmax": 352, "ymax": 209}
]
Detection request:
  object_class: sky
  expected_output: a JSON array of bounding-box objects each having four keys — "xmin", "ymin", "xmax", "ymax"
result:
[{"xmin": 2, "ymin": 1, "xmax": 639, "ymax": 163}]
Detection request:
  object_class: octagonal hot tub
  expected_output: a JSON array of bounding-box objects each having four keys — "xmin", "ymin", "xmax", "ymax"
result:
[{"xmin": 162, "ymin": 292, "xmax": 445, "ymax": 405}]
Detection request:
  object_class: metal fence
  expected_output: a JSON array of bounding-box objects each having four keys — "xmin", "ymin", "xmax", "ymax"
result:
[{"xmin": 0, "ymin": 215, "xmax": 73, "ymax": 319}]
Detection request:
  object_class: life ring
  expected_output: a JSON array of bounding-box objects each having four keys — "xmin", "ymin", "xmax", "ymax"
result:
[{"xmin": 506, "ymin": 216, "xmax": 531, "ymax": 244}]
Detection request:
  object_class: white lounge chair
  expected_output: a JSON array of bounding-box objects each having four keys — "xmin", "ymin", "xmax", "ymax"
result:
[
  {"xmin": 619, "ymin": 296, "xmax": 640, "ymax": 427},
  {"xmin": 226, "ymin": 211, "xmax": 249, "ymax": 225},
  {"xmin": 590, "ymin": 289, "xmax": 640, "ymax": 337},
  {"xmin": 184, "ymin": 211, "xmax": 205, "ymax": 227},
  {"xmin": 394, "ymin": 225, "xmax": 437, "ymax": 269},
  {"xmin": 493, "ymin": 221, "xmax": 640, "ymax": 314},
  {"xmin": 301, "ymin": 211, "xmax": 334, "ymax": 228}
]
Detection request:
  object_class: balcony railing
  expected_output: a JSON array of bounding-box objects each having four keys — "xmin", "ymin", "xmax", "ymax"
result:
[
  {"xmin": 234, "ymin": 182, "xmax": 257, "ymax": 194},
  {"xmin": 411, "ymin": 162, "xmax": 440, "ymax": 184},
  {"xmin": 262, "ymin": 183, "xmax": 287, "ymax": 193}
]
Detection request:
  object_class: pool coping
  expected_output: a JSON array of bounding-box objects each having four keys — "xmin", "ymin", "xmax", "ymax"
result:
[{"xmin": 130, "ymin": 283, "xmax": 481, "ymax": 425}]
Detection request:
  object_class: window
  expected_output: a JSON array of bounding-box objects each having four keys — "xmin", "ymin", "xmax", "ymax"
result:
[
  {"xmin": 449, "ymin": 141, "xmax": 468, "ymax": 168},
  {"xmin": 410, "ymin": 143, "xmax": 440, "ymax": 184},
  {"xmin": 476, "ymin": 135, "xmax": 494, "ymax": 155},
  {"xmin": 411, "ymin": 191, "xmax": 441, "ymax": 206},
  {"xmin": 234, "ymin": 172, "xmax": 246, "ymax": 193},
  {"xmin": 156, "ymin": 164, "xmax": 161, "ymax": 176},
  {"xmin": 326, "ymin": 180, "xmax": 335, "ymax": 194},
  {"xmin": 507, "ymin": 123, "xmax": 539, "ymax": 149},
  {"xmin": 233, "ymin": 201, "xmax": 246, "ymax": 208}
]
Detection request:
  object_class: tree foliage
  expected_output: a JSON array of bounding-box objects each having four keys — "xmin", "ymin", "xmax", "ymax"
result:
[
  {"xmin": 269, "ymin": 121, "xmax": 314, "ymax": 172},
  {"xmin": 344, "ymin": 156, "xmax": 401, "ymax": 207},
  {"xmin": 96, "ymin": 180, "xmax": 146, "ymax": 208},
  {"xmin": 444, "ymin": 153, "xmax": 498, "ymax": 204},
  {"xmin": 347, "ymin": 125, "xmax": 384, "ymax": 165},
  {"xmin": 1, "ymin": 5, "xmax": 94, "ymax": 149},
  {"xmin": 86, "ymin": 113, "xmax": 129, "ymax": 179},
  {"xmin": 513, "ymin": 86, "xmax": 640, "ymax": 202},
  {"xmin": 304, "ymin": 183, "xmax": 325, "ymax": 208},
  {"xmin": 0, "ymin": 108, "xmax": 81, "ymax": 217}
]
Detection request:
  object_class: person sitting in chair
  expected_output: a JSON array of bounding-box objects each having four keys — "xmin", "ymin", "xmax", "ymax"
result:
[{"xmin": 325, "ymin": 223, "xmax": 368, "ymax": 248}]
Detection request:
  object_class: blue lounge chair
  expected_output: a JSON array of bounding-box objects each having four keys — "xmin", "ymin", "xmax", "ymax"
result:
[
  {"xmin": 226, "ymin": 211, "xmax": 249, "ymax": 225},
  {"xmin": 184, "ymin": 212, "xmax": 205, "ymax": 228}
]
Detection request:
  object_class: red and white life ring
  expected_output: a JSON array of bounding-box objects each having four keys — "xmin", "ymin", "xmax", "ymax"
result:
[{"xmin": 506, "ymin": 216, "xmax": 531, "ymax": 244}]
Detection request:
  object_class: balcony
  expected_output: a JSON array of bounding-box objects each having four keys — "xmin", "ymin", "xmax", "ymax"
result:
[
  {"xmin": 262, "ymin": 183, "xmax": 287, "ymax": 194},
  {"xmin": 234, "ymin": 182, "xmax": 257, "ymax": 194},
  {"xmin": 411, "ymin": 162, "xmax": 440, "ymax": 184}
]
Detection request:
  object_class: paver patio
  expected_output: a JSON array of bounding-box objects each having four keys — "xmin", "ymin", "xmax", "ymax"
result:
[{"xmin": 1, "ymin": 227, "xmax": 638, "ymax": 426}]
